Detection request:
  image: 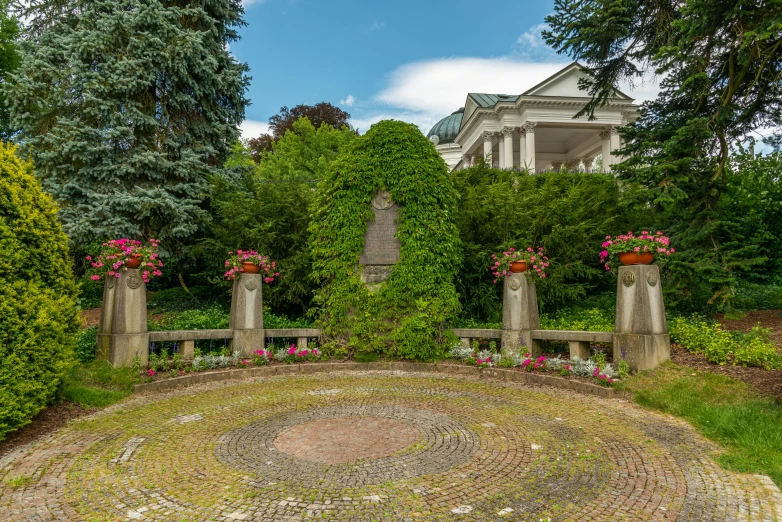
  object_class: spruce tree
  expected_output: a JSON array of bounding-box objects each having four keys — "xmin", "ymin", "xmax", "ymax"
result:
[{"xmin": 7, "ymin": 0, "xmax": 250, "ymax": 243}]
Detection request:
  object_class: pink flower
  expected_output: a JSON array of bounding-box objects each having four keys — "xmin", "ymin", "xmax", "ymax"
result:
[
  {"xmin": 593, "ymin": 367, "xmax": 599, "ymax": 377},
  {"xmin": 147, "ymin": 369, "xmax": 156, "ymax": 376},
  {"xmin": 90, "ymin": 275, "xmax": 100, "ymax": 281},
  {"xmin": 536, "ymin": 356, "xmax": 546, "ymax": 363},
  {"xmin": 85, "ymin": 255, "xmax": 92, "ymax": 261},
  {"xmin": 287, "ymin": 344, "xmax": 296, "ymax": 355}
]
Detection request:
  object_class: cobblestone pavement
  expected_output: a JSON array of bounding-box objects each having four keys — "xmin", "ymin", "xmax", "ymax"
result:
[{"xmin": 1, "ymin": 371, "xmax": 781, "ymax": 521}]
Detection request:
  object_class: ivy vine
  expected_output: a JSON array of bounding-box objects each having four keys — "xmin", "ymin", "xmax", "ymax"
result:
[{"xmin": 309, "ymin": 120, "xmax": 461, "ymax": 360}]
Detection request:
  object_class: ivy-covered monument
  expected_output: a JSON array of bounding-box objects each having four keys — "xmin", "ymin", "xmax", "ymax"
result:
[{"xmin": 309, "ymin": 121, "xmax": 461, "ymax": 360}]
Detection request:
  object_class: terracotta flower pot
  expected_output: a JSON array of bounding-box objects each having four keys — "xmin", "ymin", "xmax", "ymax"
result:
[
  {"xmin": 241, "ymin": 262, "xmax": 261, "ymax": 274},
  {"xmin": 510, "ymin": 261, "xmax": 528, "ymax": 273},
  {"xmin": 124, "ymin": 254, "xmax": 143, "ymax": 269},
  {"xmin": 618, "ymin": 251, "xmax": 655, "ymax": 266}
]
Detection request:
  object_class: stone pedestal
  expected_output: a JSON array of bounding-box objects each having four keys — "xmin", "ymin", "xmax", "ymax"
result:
[
  {"xmin": 569, "ymin": 340, "xmax": 591, "ymax": 360},
  {"xmin": 230, "ymin": 273, "xmax": 264, "ymax": 357},
  {"xmin": 613, "ymin": 264, "xmax": 670, "ymax": 370},
  {"xmin": 501, "ymin": 273, "xmax": 541, "ymax": 357},
  {"xmin": 97, "ymin": 269, "xmax": 149, "ymax": 368}
]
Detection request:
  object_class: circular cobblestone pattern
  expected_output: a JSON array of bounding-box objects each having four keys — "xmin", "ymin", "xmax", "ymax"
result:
[{"xmin": 1, "ymin": 371, "xmax": 781, "ymax": 521}]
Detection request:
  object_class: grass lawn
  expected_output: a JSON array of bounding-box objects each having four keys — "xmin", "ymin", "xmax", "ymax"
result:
[
  {"xmin": 619, "ymin": 362, "xmax": 782, "ymax": 486},
  {"xmin": 61, "ymin": 359, "xmax": 139, "ymax": 408}
]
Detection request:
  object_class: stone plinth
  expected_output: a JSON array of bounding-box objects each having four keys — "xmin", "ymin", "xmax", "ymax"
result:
[
  {"xmin": 230, "ymin": 273, "xmax": 264, "ymax": 356},
  {"xmin": 613, "ymin": 264, "xmax": 670, "ymax": 370},
  {"xmin": 501, "ymin": 273, "xmax": 541, "ymax": 357},
  {"xmin": 97, "ymin": 269, "xmax": 149, "ymax": 367}
]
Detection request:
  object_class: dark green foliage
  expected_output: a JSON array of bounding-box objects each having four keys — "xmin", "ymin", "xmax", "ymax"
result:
[
  {"xmin": 0, "ymin": 0, "xmax": 20, "ymax": 139},
  {"xmin": 544, "ymin": 0, "xmax": 782, "ymax": 310},
  {"xmin": 310, "ymin": 120, "xmax": 461, "ymax": 360},
  {"xmin": 0, "ymin": 143, "xmax": 79, "ymax": 440},
  {"xmin": 8, "ymin": 0, "xmax": 249, "ymax": 243},
  {"xmin": 74, "ymin": 326, "xmax": 99, "ymax": 363},
  {"xmin": 452, "ymin": 162, "xmax": 630, "ymax": 321}
]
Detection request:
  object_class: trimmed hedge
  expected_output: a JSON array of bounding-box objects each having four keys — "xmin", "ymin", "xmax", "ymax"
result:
[
  {"xmin": 0, "ymin": 142, "xmax": 79, "ymax": 440},
  {"xmin": 309, "ymin": 120, "xmax": 460, "ymax": 360}
]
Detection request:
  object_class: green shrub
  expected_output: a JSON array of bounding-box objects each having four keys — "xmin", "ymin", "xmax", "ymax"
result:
[
  {"xmin": 74, "ymin": 326, "xmax": 99, "ymax": 363},
  {"xmin": 540, "ymin": 307, "xmax": 615, "ymax": 332},
  {"xmin": 730, "ymin": 281, "xmax": 782, "ymax": 311},
  {"xmin": 669, "ymin": 315, "xmax": 781, "ymax": 369},
  {"xmin": 310, "ymin": 121, "xmax": 461, "ymax": 360},
  {"xmin": 0, "ymin": 143, "xmax": 80, "ymax": 441}
]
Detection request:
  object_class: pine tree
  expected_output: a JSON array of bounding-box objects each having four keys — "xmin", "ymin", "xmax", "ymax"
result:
[
  {"xmin": 0, "ymin": 0, "xmax": 20, "ymax": 140},
  {"xmin": 7, "ymin": 0, "xmax": 250, "ymax": 243}
]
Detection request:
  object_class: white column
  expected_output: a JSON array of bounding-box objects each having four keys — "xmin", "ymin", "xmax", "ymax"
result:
[
  {"xmin": 610, "ymin": 126, "xmax": 622, "ymax": 166},
  {"xmin": 582, "ymin": 157, "xmax": 594, "ymax": 173},
  {"xmin": 523, "ymin": 122, "xmax": 537, "ymax": 172},
  {"xmin": 502, "ymin": 127, "xmax": 514, "ymax": 169},
  {"xmin": 482, "ymin": 131, "xmax": 494, "ymax": 164},
  {"xmin": 600, "ymin": 129, "xmax": 612, "ymax": 172},
  {"xmin": 498, "ymin": 137, "xmax": 505, "ymax": 169},
  {"xmin": 565, "ymin": 159, "xmax": 581, "ymax": 172},
  {"xmin": 518, "ymin": 128, "xmax": 526, "ymax": 169}
]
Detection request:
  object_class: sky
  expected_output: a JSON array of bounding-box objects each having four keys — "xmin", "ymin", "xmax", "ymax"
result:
[{"xmin": 232, "ymin": 0, "xmax": 663, "ymax": 140}]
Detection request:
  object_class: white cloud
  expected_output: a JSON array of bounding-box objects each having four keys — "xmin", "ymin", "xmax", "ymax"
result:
[
  {"xmin": 239, "ymin": 119, "xmax": 271, "ymax": 138},
  {"xmin": 514, "ymin": 23, "xmax": 563, "ymax": 62},
  {"xmin": 340, "ymin": 95, "xmax": 356, "ymax": 107},
  {"xmin": 242, "ymin": 0, "xmax": 266, "ymax": 6},
  {"xmin": 368, "ymin": 22, "xmax": 385, "ymax": 32}
]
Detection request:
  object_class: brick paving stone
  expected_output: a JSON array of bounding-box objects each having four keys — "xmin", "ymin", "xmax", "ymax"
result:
[{"xmin": 0, "ymin": 370, "xmax": 780, "ymax": 521}]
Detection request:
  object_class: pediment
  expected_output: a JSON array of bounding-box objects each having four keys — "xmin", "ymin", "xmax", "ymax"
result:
[{"xmin": 522, "ymin": 63, "xmax": 633, "ymax": 100}]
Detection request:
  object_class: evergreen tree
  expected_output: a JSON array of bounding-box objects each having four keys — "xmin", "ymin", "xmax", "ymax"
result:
[
  {"xmin": 0, "ymin": 0, "xmax": 20, "ymax": 140},
  {"xmin": 544, "ymin": 0, "xmax": 782, "ymax": 308},
  {"xmin": 7, "ymin": 0, "xmax": 250, "ymax": 243}
]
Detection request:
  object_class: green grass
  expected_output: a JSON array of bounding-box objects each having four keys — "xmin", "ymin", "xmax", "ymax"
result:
[
  {"xmin": 619, "ymin": 363, "xmax": 782, "ymax": 485},
  {"xmin": 61, "ymin": 359, "xmax": 139, "ymax": 408}
]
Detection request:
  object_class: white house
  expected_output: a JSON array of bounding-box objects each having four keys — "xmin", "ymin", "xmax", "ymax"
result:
[{"xmin": 427, "ymin": 62, "xmax": 639, "ymax": 172}]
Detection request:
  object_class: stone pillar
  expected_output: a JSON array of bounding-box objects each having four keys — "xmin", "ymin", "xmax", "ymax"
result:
[
  {"xmin": 610, "ymin": 126, "xmax": 622, "ymax": 166},
  {"xmin": 569, "ymin": 341, "xmax": 591, "ymax": 360},
  {"xmin": 498, "ymin": 137, "xmax": 505, "ymax": 169},
  {"xmin": 613, "ymin": 264, "xmax": 670, "ymax": 371},
  {"xmin": 179, "ymin": 340, "xmax": 195, "ymax": 361},
  {"xmin": 524, "ymin": 122, "xmax": 537, "ymax": 172},
  {"xmin": 482, "ymin": 131, "xmax": 494, "ymax": 163},
  {"xmin": 501, "ymin": 272, "xmax": 541, "ymax": 358},
  {"xmin": 502, "ymin": 127, "xmax": 514, "ymax": 169},
  {"xmin": 518, "ymin": 128, "xmax": 527, "ymax": 170},
  {"xmin": 582, "ymin": 157, "xmax": 594, "ymax": 173},
  {"xmin": 600, "ymin": 129, "xmax": 612, "ymax": 172},
  {"xmin": 230, "ymin": 273, "xmax": 265, "ymax": 357},
  {"xmin": 97, "ymin": 269, "xmax": 149, "ymax": 368}
]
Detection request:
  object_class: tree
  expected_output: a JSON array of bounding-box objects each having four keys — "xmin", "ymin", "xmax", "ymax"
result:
[
  {"xmin": 543, "ymin": 0, "xmax": 782, "ymax": 307},
  {"xmin": 246, "ymin": 102, "xmax": 351, "ymax": 162},
  {"xmin": 0, "ymin": 0, "xmax": 20, "ymax": 140},
  {"xmin": 7, "ymin": 0, "xmax": 250, "ymax": 244},
  {"xmin": 0, "ymin": 142, "xmax": 79, "ymax": 440}
]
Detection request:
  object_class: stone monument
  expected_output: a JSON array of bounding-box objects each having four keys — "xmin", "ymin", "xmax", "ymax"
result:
[
  {"xmin": 613, "ymin": 264, "xmax": 670, "ymax": 370},
  {"xmin": 501, "ymin": 272, "xmax": 542, "ymax": 358},
  {"xmin": 359, "ymin": 190, "xmax": 401, "ymax": 290},
  {"xmin": 230, "ymin": 273, "xmax": 265, "ymax": 357},
  {"xmin": 97, "ymin": 269, "xmax": 149, "ymax": 367}
]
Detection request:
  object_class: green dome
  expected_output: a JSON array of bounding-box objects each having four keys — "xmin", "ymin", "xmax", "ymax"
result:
[{"xmin": 427, "ymin": 108, "xmax": 464, "ymax": 144}]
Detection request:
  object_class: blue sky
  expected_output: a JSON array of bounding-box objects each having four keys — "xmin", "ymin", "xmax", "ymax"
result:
[{"xmin": 232, "ymin": 0, "xmax": 662, "ymax": 139}]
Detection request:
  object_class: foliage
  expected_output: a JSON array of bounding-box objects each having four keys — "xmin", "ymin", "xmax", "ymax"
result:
[
  {"xmin": 74, "ymin": 326, "xmax": 99, "ymax": 363},
  {"xmin": 86, "ymin": 238, "xmax": 163, "ymax": 283},
  {"xmin": 271, "ymin": 343, "xmax": 321, "ymax": 364},
  {"xmin": 731, "ymin": 281, "xmax": 782, "ymax": 312},
  {"xmin": 310, "ymin": 120, "xmax": 461, "ymax": 360},
  {"xmin": 192, "ymin": 352, "xmax": 242, "ymax": 371},
  {"xmin": 201, "ymin": 119, "xmax": 357, "ymax": 317},
  {"xmin": 149, "ymin": 304, "xmax": 230, "ymax": 332},
  {"xmin": 247, "ymin": 102, "xmax": 352, "ymax": 161},
  {"xmin": 599, "ymin": 231, "xmax": 673, "ymax": 272},
  {"xmin": 490, "ymin": 246, "xmax": 549, "ymax": 282},
  {"xmin": 453, "ymin": 163, "xmax": 631, "ymax": 321},
  {"xmin": 0, "ymin": 0, "xmax": 20, "ymax": 139},
  {"xmin": 620, "ymin": 363, "xmax": 782, "ymax": 486},
  {"xmin": 8, "ymin": 0, "xmax": 249, "ymax": 244},
  {"xmin": 544, "ymin": 1, "xmax": 782, "ymax": 310},
  {"xmin": 669, "ymin": 315, "xmax": 781, "ymax": 369},
  {"xmin": 0, "ymin": 143, "xmax": 79, "ymax": 441},
  {"xmin": 223, "ymin": 250, "xmax": 278, "ymax": 283}
]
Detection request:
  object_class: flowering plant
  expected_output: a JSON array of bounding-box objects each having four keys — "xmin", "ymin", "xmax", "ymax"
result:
[
  {"xmin": 224, "ymin": 250, "xmax": 279, "ymax": 283},
  {"xmin": 276, "ymin": 343, "xmax": 320, "ymax": 364},
  {"xmin": 599, "ymin": 231, "xmax": 674, "ymax": 272},
  {"xmin": 490, "ymin": 247, "xmax": 549, "ymax": 283},
  {"xmin": 86, "ymin": 238, "xmax": 163, "ymax": 283}
]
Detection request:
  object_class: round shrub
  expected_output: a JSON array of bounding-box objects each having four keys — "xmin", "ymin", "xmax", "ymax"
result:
[
  {"xmin": 0, "ymin": 142, "xmax": 79, "ymax": 440},
  {"xmin": 309, "ymin": 120, "xmax": 460, "ymax": 360}
]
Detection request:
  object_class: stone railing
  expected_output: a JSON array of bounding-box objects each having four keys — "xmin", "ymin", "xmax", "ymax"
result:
[{"xmin": 98, "ymin": 264, "xmax": 669, "ymax": 371}]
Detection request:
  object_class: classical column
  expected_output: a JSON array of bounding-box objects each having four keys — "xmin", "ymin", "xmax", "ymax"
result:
[
  {"xmin": 551, "ymin": 161, "xmax": 564, "ymax": 172},
  {"xmin": 523, "ymin": 122, "xmax": 537, "ymax": 172},
  {"xmin": 498, "ymin": 136, "xmax": 505, "ymax": 169},
  {"xmin": 582, "ymin": 157, "xmax": 594, "ymax": 173},
  {"xmin": 502, "ymin": 127, "xmax": 514, "ymax": 169},
  {"xmin": 518, "ymin": 128, "xmax": 527, "ymax": 170},
  {"xmin": 610, "ymin": 126, "xmax": 622, "ymax": 166},
  {"xmin": 565, "ymin": 159, "xmax": 581, "ymax": 172},
  {"xmin": 600, "ymin": 129, "xmax": 612, "ymax": 172},
  {"xmin": 482, "ymin": 131, "xmax": 494, "ymax": 163}
]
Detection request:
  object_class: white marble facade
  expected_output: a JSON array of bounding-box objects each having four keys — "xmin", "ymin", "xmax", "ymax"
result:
[{"xmin": 428, "ymin": 63, "xmax": 639, "ymax": 172}]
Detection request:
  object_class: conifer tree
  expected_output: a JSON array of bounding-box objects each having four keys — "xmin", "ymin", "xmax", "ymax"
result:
[{"xmin": 7, "ymin": 0, "xmax": 250, "ymax": 243}]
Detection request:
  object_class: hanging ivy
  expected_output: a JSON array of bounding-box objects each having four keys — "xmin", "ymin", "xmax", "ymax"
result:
[{"xmin": 309, "ymin": 120, "xmax": 461, "ymax": 360}]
